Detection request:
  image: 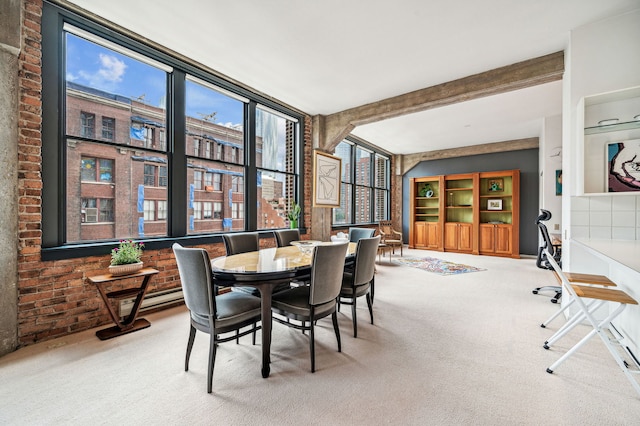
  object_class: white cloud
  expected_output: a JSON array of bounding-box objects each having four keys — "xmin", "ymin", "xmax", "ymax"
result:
[{"xmin": 78, "ymin": 54, "xmax": 127, "ymax": 91}]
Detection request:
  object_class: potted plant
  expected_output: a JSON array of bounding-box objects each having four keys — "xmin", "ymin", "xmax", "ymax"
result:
[
  {"xmin": 109, "ymin": 240, "xmax": 144, "ymax": 276},
  {"xmin": 286, "ymin": 203, "xmax": 301, "ymax": 229}
]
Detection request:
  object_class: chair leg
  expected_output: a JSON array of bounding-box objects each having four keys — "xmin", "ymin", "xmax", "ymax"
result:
[
  {"xmin": 252, "ymin": 322, "xmax": 257, "ymax": 345},
  {"xmin": 310, "ymin": 309, "xmax": 316, "ymax": 373},
  {"xmin": 236, "ymin": 329, "xmax": 240, "ymax": 344},
  {"xmin": 366, "ymin": 293, "xmax": 374, "ymax": 325},
  {"xmin": 207, "ymin": 332, "xmax": 217, "ymax": 394},
  {"xmin": 351, "ymin": 298, "xmax": 358, "ymax": 338},
  {"xmin": 332, "ymin": 311, "xmax": 342, "ymax": 352},
  {"xmin": 185, "ymin": 325, "xmax": 196, "ymax": 372}
]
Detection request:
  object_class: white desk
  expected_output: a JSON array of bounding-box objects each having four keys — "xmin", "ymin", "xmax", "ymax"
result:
[{"xmin": 573, "ymin": 238, "xmax": 640, "ymax": 273}]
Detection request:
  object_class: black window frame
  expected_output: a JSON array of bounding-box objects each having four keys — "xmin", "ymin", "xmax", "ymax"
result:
[
  {"xmin": 332, "ymin": 137, "xmax": 390, "ymax": 228},
  {"xmin": 40, "ymin": 2, "xmax": 304, "ymax": 260}
]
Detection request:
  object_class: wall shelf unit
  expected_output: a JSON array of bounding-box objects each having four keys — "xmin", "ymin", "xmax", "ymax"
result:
[
  {"xmin": 409, "ymin": 176, "xmax": 444, "ymax": 250},
  {"xmin": 409, "ymin": 170, "xmax": 520, "ymax": 258}
]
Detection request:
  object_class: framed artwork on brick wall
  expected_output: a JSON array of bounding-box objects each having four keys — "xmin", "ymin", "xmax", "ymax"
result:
[{"xmin": 313, "ymin": 150, "xmax": 341, "ymax": 207}]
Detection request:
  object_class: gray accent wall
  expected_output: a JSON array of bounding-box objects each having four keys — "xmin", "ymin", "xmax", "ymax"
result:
[{"xmin": 403, "ymin": 148, "xmax": 539, "ymax": 256}]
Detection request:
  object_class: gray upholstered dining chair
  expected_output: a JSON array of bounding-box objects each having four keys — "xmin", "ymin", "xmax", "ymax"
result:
[
  {"xmin": 273, "ymin": 229, "xmax": 301, "ymax": 247},
  {"xmin": 339, "ymin": 235, "xmax": 380, "ymax": 338},
  {"xmin": 222, "ymin": 232, "xmax": 260, "ymax": 255},
  {"xmin": 348, "ymin": 227, "xmax": 376, "ymax": 242},
  {"xmin": 172, "ymin": 243, "xmax": 261, "ymax": 393},
  {"xmin": 271, "ymin": 242, "xmax": 349, "ymax": 373}
]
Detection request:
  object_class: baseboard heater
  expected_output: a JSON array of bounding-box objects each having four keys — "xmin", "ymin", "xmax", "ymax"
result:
[{"xmin": 119, "ymin": 288, "xmax": 184, "ymax": 318}]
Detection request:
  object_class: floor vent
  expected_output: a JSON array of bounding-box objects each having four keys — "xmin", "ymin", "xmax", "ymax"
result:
[{"xmin": 119, "ymin": 288, "xmax": 183, "ymax": 318}]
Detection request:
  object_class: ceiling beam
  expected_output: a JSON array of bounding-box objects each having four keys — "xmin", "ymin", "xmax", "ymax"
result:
[
  {"xmin": 400, "ymin": 137, "xmax": 539, "ymax": 175},
  {"xmin": 316, "ymin": 51, "xmax": 564, "ymax": 152}
]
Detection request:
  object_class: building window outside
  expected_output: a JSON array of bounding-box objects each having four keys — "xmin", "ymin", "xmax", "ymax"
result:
[
  {"xmin": 213, "ymin": 202, "xmax": 222, "ymax": 219},
  {"xmin": 101, "ymin": 117, "xmax": 115, "ymax": 141},
  {"xmin": 232, "ymin": 202, "xmax": 244, "ymax": 219},
  {"xmin": 204, "ymin": 172, "xmax": 213, "ymax": 189},
  {"xmin": 144, "ymin": 126, "xmax": 154, "ymax": 148},
  {"xmin": 333, "ymin": 139, "xmax": 389, "ymax": 226},
  {"xmin": 159, "ymin": 129, "xmax": 166, "ymax": 151},
  {"xmin": 80, "ymin": 111, "xmax": 95, "ymax": 138},
  {"xmin": 158, "ymin": 166, "xmax": 167, "ymax": 187},
  {"xmin": 157, "ymin": 200, "xmax": 167, "ymax": 220},
  {"xmin": 232, "ymin": 175, "xmax": 243, "ymax": 193},
  {"xmin": 144, "ymin": 164, "xmax": 156, "ymax": 186},
  {"xmin": 194, "ymin": 138, "xmax": 200, "ymax": 156},
  {"xmin": 82, "ymin": 198, "xmax": 114, "ymax": 223},
  {"xmin": 203, "ymin": 202, "xmax": 212, "ymax": 219},
  {"xmin": 143, "ymin": 199, "xmax": 155, "ymax": 221},
  {"xmin": 193, "ymin": 201, "xmax": 202, "ymax": 220},
  {"xmin": 193, "ymin": 171, "xmax": 203, "ymax": 190},
  {"xmin": 43, "ymin": 11, "xmax": 302, "ymax": 252},
  {"xmin": 81, "ymin": 157, "xmax": 113, "ymax": 182}
]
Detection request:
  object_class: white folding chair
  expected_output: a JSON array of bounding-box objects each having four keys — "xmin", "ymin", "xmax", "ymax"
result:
[
  {"xmin": 540, "ymin": 272, "xmax": 617, "ymax": 330},
  {"xmin": 543, "ymin": 250, "xmax": 640, "ymax": 396}
]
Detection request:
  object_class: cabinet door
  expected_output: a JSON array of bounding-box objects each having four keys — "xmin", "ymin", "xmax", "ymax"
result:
[
  {"xmin": 414, "ymin": 222, "xmax": 426, "ymax": 248},
  {"xmin": 479, "ymin": 224, "xmax": 495, "ymax": 253},
  {"xmin": 494, "ymin": 225, "xmax": 511, "ymax": 255},
  {"xmin": 459, "ymin": 223, "xmax": 473, "ymax": 251},
  {"xmin": 444, "ymin": 222, "xmax": 458, "ymax": 250},
  {"xmin": 425, "ymin": 222, "xmax": 441, "ymax": 249}
]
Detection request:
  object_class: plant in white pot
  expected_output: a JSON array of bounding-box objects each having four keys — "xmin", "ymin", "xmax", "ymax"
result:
[{"xmin": 109, "ymin": 240, "xmax": 144, "ymax": 276}]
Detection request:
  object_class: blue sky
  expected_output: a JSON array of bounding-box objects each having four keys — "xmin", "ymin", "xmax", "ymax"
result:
[{"xmin": 65, "ymin": 33, "xmax": 243, "ymax": 127}]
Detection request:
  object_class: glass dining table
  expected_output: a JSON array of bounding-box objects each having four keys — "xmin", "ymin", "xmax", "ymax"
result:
[{"xmin": 211, "ymin": 242, "xmax": 356, "ymax": 378}]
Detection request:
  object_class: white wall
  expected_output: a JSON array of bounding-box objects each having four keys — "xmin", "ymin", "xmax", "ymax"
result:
[
  {"xmin": 540, "ymin": 114, "xmax": 563, "ymax": 232},
  {"xmin": 565, "ymin": 8, "xmax": 640, "ymax": 354}
]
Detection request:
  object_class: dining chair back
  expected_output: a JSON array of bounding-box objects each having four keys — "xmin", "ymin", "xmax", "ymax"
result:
[
  {"xmin": 222, "ymin": 232, "xmax": 260, "ymax": 255},
  {"xmin": 221, "ymin": 233, "xmax": 264, "ymax": 296},
  {"xmin": 172, "ymin": 243, "xmax": 261, "ymax": 393},
  {"xmin": 271, "ymin": 242, "xmax": 349, "ymax": 372},
  {"xmin": 339, "ymin": 235, "xmax": 380, "ymax": 337},
  {"xmin": 273, "ymin": 229, "xmax": 301, "ymax": 247},
  {"xmin": 348, "ymin": 227, "xmax": 375, "ymax": 242}
]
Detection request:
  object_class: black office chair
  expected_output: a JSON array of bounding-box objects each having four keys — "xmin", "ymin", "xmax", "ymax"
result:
[{"xmin": 532, "ymin": 209, "xmax": 563, "ymax": 303}]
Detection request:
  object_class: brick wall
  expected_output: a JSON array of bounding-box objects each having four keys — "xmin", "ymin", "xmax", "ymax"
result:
[{"xmin": 15, "ymin": 0, "xmax": 313, "ymax": 347}]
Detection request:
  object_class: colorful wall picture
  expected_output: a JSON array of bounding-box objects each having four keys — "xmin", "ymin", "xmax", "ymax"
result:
[
  {"xmin": 607, "ymin": 140, "xmax": 640, "ymax": 192},
  {"xmin": 487, "ymin": 178, "xmax": 504, "ymax": 192},
  {"xmin": 555, "ymin": 170, "xmax": 562, "ymax": 196}
]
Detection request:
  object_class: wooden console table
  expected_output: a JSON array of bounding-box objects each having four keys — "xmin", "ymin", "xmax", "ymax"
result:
[{"xmin": 88, "ymin": 267, "xmax": 159, "ymax": 340}]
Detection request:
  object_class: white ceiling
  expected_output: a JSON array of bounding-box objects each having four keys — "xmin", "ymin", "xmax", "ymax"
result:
[{"xmin": 66, "ymin": 0, "xmax": 640, "ymax": 154}]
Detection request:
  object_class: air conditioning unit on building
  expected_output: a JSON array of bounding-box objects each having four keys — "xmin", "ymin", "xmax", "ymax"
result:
[{"xmin": 85, "ymin": 208, "xmax": 98, "ymax": 223}]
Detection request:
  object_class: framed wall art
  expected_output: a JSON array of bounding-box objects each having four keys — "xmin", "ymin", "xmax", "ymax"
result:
[
  {"xmin": 487, "ymin": 199, "xmax": 503, "ymax": 211},
  {"xmin": 606, "ymin": 140, "xmax": 640, "ymax": 192},
  {"xmin": 487, "ymin": 178, "xmax": 504, "ymax": 192},
  {"xmin": 313, "ymin": 151, "xmax": 342, "ymax": 207}
]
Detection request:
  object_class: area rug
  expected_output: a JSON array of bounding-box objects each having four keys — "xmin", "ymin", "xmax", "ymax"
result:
[{"xmin": 393, "ymin": 256, "xmax": 486, "ymax": 275}]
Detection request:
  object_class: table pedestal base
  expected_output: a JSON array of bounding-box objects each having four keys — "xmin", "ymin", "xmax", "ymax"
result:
[{"xmin": 96, "ymin": 318, "xmax": 150, "ymax": 340}]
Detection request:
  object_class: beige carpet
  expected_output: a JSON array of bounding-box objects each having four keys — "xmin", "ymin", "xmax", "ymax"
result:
[{"xmin": 1, "ymin": 248, "xmax": 640, "ymax": 425}]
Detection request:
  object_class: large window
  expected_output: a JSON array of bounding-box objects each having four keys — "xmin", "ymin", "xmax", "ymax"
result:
[
  {"xmin": 333, "ymin": 139, "xmax": 390, "ymax": 226},
  {"xmin": 255, "ymin": 106, "xmax": 299, "ymax": 230},
  {"xmin": 41, "ymin": 4, "xmax": 303, "ymax": 257}
]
